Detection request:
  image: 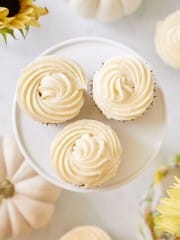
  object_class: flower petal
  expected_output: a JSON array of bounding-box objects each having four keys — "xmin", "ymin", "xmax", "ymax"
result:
[{"xmin": 0, "ymin": 7, "xmax": 9, "ymax": 19}]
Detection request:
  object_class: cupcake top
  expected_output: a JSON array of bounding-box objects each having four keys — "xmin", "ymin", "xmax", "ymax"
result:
[
  {"xmin": 155, "ymin": 11, "xmax": 180, "ymax": 69},
  {"xmin": 51, "ymin": 119, "xmax": 122, "ymax": 188},
  {"xmin": 60, "ymin": 226, "xmax": 112, "ymax": 240},
  {"xmin": 93, "ymin": 57, "xmax": 155, "ymax": 121},
  {"xmin": 17, "ymin": 55, "xmax": 88, "ymax": 124}
]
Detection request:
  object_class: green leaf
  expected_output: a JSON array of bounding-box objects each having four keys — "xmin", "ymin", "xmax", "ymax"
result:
[
  {"xmin": 25, "ymin": 25, "xmax": 30, "ymax": 35},
  {"xmin": 19, "ymin": 29, "xmax": 26, "ymax": 39},
  {"xmin": 0, "ymin": 27, "xmax": 16, "ymax": 44},
  {"xmin": 0, "ymin": 25, "xmax": 31, "ymax": 43}
]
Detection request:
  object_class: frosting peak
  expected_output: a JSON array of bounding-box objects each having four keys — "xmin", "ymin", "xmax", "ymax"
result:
[
  {"xmin": 17, "ymin": 55, "xmax": 88, "ymax": 124},
  {"xmin": 51, "ymin": 119, "xmax": 122, "ymax": 188},
  {"xmin": 39, "ymin": 73, "xmax": 77, "ymax": 102},
  {"xmin": 93, "ymin": 57, "xmax": 154, "ymax": 121}
]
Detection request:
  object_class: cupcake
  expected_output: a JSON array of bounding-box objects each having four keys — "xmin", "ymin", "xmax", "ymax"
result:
[
  {"xmin": 93, "ymin": 57, "xmax": 155, "ymax": 121},
  {"xmin": 17, "ymin": 55, "xmax": 88, "ymax": 124},
  {"xmin": 60, "ymin": 226, "xmax": 112, "ymax": 240},
  {"xmin": 155, "ymin": 11, "xmax": 180, "ymax": 69},
  {"xmin": 51, "ymin": 119, "xmax": 122, "ymax": 188}
]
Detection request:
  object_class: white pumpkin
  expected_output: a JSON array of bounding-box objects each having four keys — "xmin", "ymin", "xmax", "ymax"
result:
[
  {"xmin": 0, "ymin": 136, "xmax": 61, "ymax": 240},
  {"xmin": 69, "ymin": 0, "xmax": 143, "ymax": 22}
]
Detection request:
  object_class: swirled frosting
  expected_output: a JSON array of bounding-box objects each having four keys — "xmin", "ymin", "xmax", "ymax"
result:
[
  {"xmin": 17, "ymin": 55, "xmax": 88, "ymax": 123},
  {"xmin": 93, "ymin": 57, "xmax": 154, "ymax": 121},
  {"xmin": 51, "ymin": 119, "xmax": 122, "ymax": 188},
  {"xmin": 60, "ymin": 226, "xmax": 112, "ymax": 240},
  {"xmin": 155, "ymin": 11, "xmax": 180, "ymax": 69}
]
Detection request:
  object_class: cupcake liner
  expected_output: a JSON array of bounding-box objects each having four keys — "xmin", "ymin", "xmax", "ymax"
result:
[
  {"xmin": 87, "ymin": 79, "xmax": 93, "ymax": 97},
  {"xmin": 137, "ymin": 155, "xmax": 180, "ymax": 240}
]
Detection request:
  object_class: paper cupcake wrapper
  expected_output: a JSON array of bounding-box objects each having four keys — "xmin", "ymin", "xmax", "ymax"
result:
[{"xmin": 137, "ymin": 155, "xmax": 180, "ymax": 240}]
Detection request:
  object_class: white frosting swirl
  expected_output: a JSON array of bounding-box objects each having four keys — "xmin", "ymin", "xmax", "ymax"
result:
[
  {"xmin": 93, "ymin": 57, "xmax": 154, "ymax": 121},
  {"xmin": 51, "ymin": 119, "xmax": 122, "ymax": 188},
  {"xmin": 60, "ymin": 226, "xmax": 112, "ymax": 240},
  {"xmin": 155, "ymin": 11, "xmax": 180, "ymax": 69},
  {"xmin": 17, "ymin": 55, "xmax": 88, "ymax": 123}
]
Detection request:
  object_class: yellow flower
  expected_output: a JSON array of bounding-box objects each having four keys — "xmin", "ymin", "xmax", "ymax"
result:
[
  {"xmin": 0, "ymin": 0, "xmax": 48, "ymax": 42},
  {"xmin": 155, "ymin": 177, "xmax": 180, "ymax": 237}
]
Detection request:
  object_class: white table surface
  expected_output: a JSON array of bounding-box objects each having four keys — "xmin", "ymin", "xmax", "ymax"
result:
[{"xmin": 0, "ymin": 0, "xmax": 179, "ymax": 239}]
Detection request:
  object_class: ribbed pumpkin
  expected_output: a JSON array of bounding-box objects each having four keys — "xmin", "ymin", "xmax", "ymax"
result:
[
  {"xmin": 69, "ymin": 0, "xmax": 143, "ymax": 22},
  {"xmin": 0, "ymin": 136, "xmax": 61, "ymax": 239}
]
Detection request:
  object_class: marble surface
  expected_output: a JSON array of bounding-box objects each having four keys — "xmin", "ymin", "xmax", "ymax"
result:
[{"xmin": 0, "ymin": 0, "xmax": 179, "ymax": 239}]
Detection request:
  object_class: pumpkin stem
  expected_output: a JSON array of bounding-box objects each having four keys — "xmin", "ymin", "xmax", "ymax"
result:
[{"xmin": 0, "ymin": 179, "xmax": 15, "ymax": 198}]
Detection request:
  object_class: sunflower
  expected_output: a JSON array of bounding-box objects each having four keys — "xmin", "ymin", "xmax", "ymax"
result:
[
  {"xmin": 0, "ymin": 0, "xmax": 48, "ymax": 42},
  {"xmin": 155, "ymin": 177, "xmax": 180, "ymax": 238}
]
